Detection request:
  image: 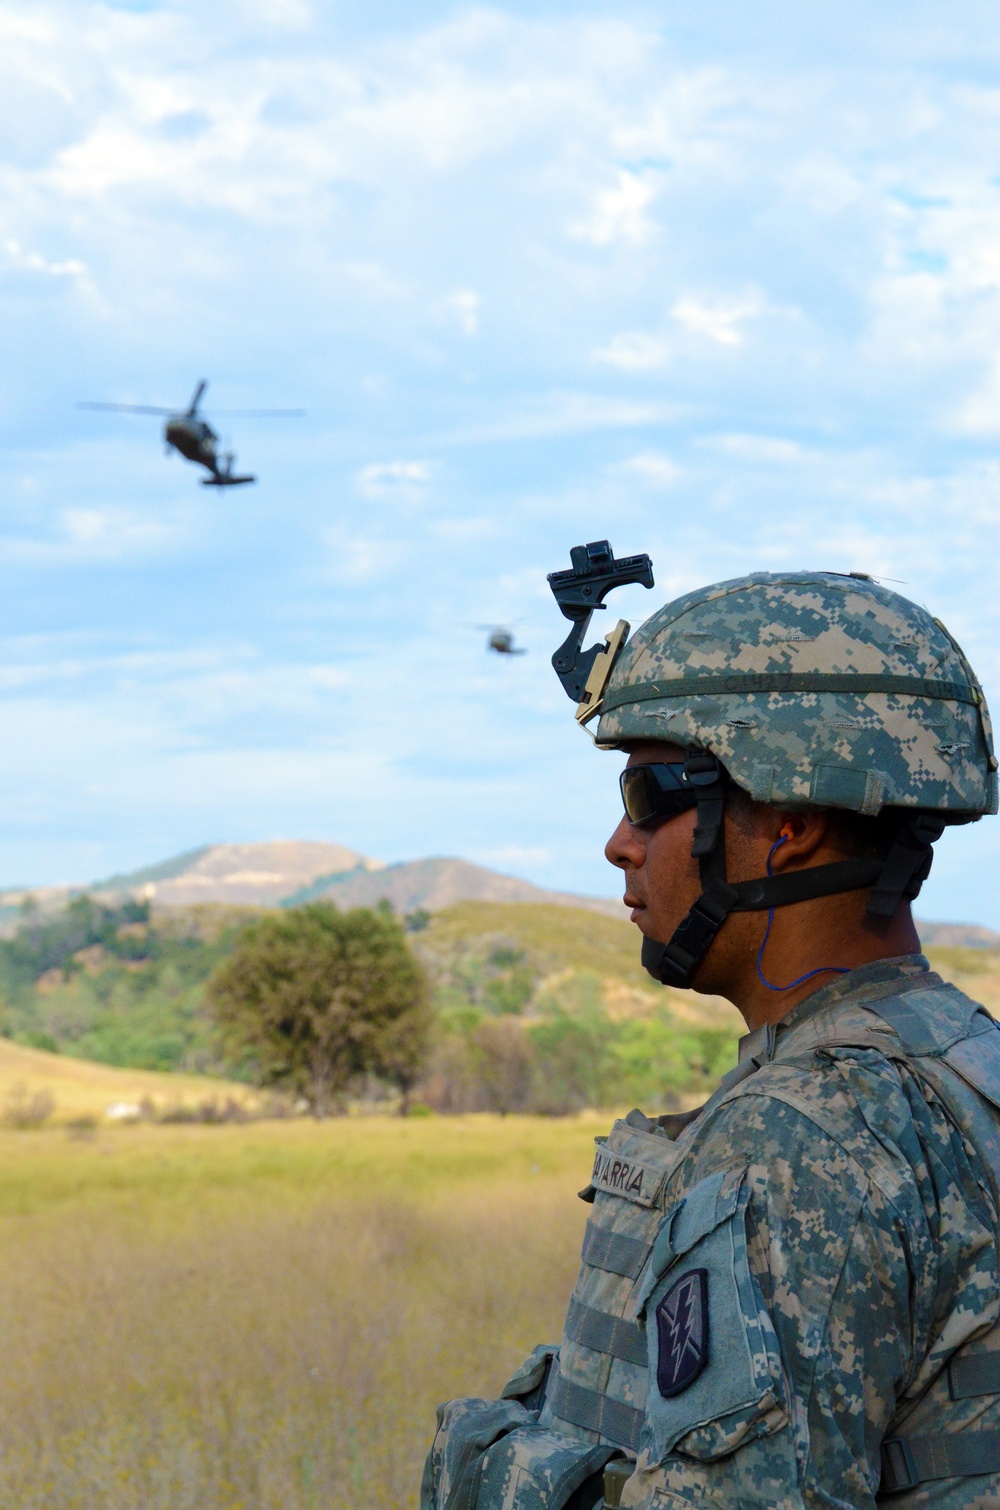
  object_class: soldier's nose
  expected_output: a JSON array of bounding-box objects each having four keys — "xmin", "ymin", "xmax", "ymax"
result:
[{"xmin": 606, "ymin": 816, "xmax": 645, "ymax": 870}]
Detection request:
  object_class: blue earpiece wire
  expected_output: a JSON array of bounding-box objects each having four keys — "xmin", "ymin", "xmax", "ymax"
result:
[{"xmin": 755, "ymin": 835, "xmax": 851, "ymax": 993}]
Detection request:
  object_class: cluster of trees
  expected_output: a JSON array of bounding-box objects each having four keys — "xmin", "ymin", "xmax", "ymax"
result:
[
  {"xmin": 207, "ymin": 913, "xmax": 736, "ymax": 1115},
  {"xmin": 0, "ymin": 895, "xmax": 235, "ymax": 1071},
  {"xmin": 0, "ymin": 895, "xmax": 739, "ymax": 1117},
  {"xmin": 423, "ymin": 981, "xmax": 736, "ymax": 1116}
]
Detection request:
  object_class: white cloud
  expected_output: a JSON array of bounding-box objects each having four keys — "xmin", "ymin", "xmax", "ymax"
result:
[
  {"xmin": 343, "ymin": 262, "xmax": 406, "ymax": 299},
  {"xmin": 3, "ymin": 238, "xmax": 86, "ymax": 281},
  {"xmin": 0, "ymin": 508, "xmax": 177, "ymax": 565},
  {"xmin": 592, "ymin": 331, "xmax": 669, "ymax": 370},
  {"xmin": 447, "ymin": 287, "xmax": 481, "ymax": 335},
  {"xmin": 439, "ymin": 393, "xmax": 683, "ymax": 444},
  {"xmin": 614, "ymin": 451, "xmax": 680, "ymax": 486},
  {"xmin": 951, "ymin": 356, "xmax": 1000, "ymax": 436},
  {"xmin": 307, "ymin": 665, "xmax": 353, "ymax": 691},
  {"xmin": 709, "ymin": 434, "xmax": 808, "ymax": 463},
  {"xmin": 573, "ymin": 169, "xmax": 658, "ymax": 245},
  {"xmin": 472, "ymin": 844, "xmax": 552, "ymax": 871},
  {"xmin": 355, "ymin": 460, "xmax": 431, "ymax": 496},
  {"xmin": 671, "ymin": 294, "xmax": 763, "ymax": 346},
  {"xmin": 320, "ymin": 527, "xmax": 404, "ymax": 584}
]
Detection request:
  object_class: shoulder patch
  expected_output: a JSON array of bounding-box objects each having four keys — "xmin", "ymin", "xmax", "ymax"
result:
[{"xmin": 655, "ymin": 1269, "xmax": 709, "ymax": 1397}]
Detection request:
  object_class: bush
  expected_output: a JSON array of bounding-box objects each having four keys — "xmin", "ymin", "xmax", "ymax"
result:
[
  {"xmin": 417, "ymin": 969, "xmax": 739, "ymax": 1117},
  {"xmin": 610, "ymin": 1014, "xmax": 739, "ymax": 1108},
  {"xmin": 529, "ymin": 1011, "xmax": 615, "ymax": 1115},
  {"xmin": 471, "ymin": 1016, "xmax": 535, "ymax": 1114},
  {"xmin": 157, "ymin": 1097, "xmax": 251, "ymax": 1125},
  {"xmin": 1, "ymin": 1082, "xmax": 55, "ymax": 1129}
]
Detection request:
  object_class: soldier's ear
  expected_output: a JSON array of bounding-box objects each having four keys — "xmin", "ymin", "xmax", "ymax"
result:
[{"xmin": 768, "ymin": 811, "xmax": 829, "ymax": 866}]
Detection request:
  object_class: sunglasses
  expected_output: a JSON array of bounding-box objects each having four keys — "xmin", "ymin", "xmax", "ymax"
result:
[{"xmin": 619, "ymin": 763, "xmax": 702, "ymax": 826}]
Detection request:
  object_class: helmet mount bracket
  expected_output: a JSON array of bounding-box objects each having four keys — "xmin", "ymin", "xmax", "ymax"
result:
[{"xmin": 547, "ymin": 540, "xmax": 654, "ymax": 721}]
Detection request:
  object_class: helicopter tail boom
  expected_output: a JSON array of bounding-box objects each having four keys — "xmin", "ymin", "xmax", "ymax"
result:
[{"xmin": 201, "ymin": 473, "xmax": 256, "ymax": 487}]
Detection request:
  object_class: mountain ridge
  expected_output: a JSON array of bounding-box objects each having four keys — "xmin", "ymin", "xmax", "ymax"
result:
[{"xmin": 0, "ymin": 840, "xmax": 996, "ymax": 945}]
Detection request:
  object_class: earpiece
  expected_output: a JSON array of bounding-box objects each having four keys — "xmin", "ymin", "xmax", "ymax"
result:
[{"xmin": 779, "ymin": 823, "xmax": 794, "ymax": 842}]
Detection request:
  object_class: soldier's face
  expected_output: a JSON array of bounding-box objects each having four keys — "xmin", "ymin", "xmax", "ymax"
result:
[{"xmin": 605, "ymin": 740, "xmax": 703, "ymax": 945}]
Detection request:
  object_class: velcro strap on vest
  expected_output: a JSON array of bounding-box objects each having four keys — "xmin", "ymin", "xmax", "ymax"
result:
[
  {"xmin": 548, "ymin": 1375, "xmax": 643, "ymax": 1452},
  {"xmin": 949, "ymin": 1351, "xmax": 1000, "ymax": 1399},
  {"xmin": 565, "ymin": 1299, "xmax": 647, "ymax": 1367},
  {"xmin": 580, "ymin": 1223, "xmax": 648, "ymax": 1279},
  {"xmin": 880, "ymin": 1432, "xmax": 1000, "ymax": 1493}
]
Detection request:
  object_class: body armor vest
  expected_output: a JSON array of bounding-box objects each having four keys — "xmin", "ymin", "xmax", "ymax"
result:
[{"xmin": 538, "ymin": 971, "xmax": 1000, "ymax": 1500}]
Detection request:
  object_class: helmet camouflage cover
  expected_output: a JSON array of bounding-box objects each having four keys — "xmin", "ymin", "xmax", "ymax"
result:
[{"xmin": 596, "ymin": 570, "xmax": 998, "ymax": 819}]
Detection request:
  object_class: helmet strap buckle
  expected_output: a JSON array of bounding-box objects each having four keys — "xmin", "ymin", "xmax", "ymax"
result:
[{"xmin": 866, "ymin": 813, "xmax": 946, "ymax": 919}]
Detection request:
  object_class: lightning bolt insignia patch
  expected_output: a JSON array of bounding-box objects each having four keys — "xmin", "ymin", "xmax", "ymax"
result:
[{"xmin": 655, "ymin": 1268, "xmax": 709, "ymax": 1398}]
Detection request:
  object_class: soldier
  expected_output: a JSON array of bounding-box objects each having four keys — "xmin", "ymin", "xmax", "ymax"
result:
[{"xmin": 422, "ymin": 567, "xmax": 1000, "ymax": 1509}]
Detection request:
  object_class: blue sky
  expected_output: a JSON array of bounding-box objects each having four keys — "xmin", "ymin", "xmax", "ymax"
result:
[{"xmin": 2, "ymin": 0, "xmax": 1000, "ymax": 924}]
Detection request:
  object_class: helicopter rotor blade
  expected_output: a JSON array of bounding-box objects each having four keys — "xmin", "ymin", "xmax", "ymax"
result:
[
  {"xmin": 187, "ymin": 380, "xmax": 208, "ymax": 415},
  {"xmin": 77, "ymin": 402, "xmax": 176, "ymax": 415},
  {"xmin": 207, "ymin": 408, "xmax": 306, "ymax": 418}
]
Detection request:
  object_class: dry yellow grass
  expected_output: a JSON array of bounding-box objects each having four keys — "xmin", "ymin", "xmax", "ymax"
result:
[
  {"xmin": 0, "ymin": 1036, "xmax": 256, "ymax": 1121},
  {"xmin": 0, "ymin": 1114, "xmax": 597, "ymax": 1509},
  {"xmin": 0, "ymin": 935, "xmax": 995, "ymax": 1507},
  {"xmin": 926, "ymin": 945, "xmax": 1000, "ymax": 1016}
]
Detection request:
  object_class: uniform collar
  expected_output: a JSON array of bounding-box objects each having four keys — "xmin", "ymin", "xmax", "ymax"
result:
[{"xmin": 736, "ymin": 953, "xmax": 933, "ymax": 1067}]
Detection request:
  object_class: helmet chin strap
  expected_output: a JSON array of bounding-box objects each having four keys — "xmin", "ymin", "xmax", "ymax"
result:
[{"xmin": 640, "ymin": 754, "xmax": 944, "ymax": 990}]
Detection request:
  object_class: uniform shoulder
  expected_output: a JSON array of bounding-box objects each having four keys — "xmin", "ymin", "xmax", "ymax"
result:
[
  {"xmin": 676, "ymin": 973, "xmax": 999, "ymax": 1208},
  {"xmin": 675, "ymin": 1043, "xmax": 913, "ymax": 1210}
]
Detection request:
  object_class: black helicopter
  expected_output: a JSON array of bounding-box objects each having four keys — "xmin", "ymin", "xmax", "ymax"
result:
[
  {"xmin": 479, "ymin": 624, "xmax": 527, "ymax": 655},
  {"xmin": 78, "ymin": 380, "xmax": 302, "ymax": 487}
]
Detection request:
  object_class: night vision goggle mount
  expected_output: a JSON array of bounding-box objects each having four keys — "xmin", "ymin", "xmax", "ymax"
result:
[{"xmin": 547, "ymin": 540, "xmax": 654, "ymax": 726}]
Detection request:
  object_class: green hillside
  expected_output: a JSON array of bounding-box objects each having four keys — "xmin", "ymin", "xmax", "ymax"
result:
[
  {"xmin": 413, "ymin": 900, "xmax": 744, "ymax": 1028},
  {"xmin": 419, "ymin": 900, "xmax": 648, "ymax": 987},
  {"xmin": 0, "ymin": 891, "xmax": 996, "ymax": 1120},
  {"xmin": 0, "ymin": 896, "xmax": 251, "ymax": 1076}
]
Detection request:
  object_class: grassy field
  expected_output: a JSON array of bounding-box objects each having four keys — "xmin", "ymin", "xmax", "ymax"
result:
[
  {"xmin": 0, "ymin": 1035, "xmax": 256, "ymax": 1122},
  {"xmin": 1, "ymin": 927, "xmax": 998, "ymax": 1508},
  {"xmin": 0, "ymin": 1114, "xmax": 596, "ymax": 1510}
]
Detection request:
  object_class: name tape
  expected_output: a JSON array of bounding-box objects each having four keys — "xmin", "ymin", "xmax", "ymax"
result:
[{"xmin": 590, "ymin": 1148, "xmax": 664, "ymax": 1207}]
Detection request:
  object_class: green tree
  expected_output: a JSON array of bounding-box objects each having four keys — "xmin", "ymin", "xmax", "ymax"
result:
[
  {"xmin": 471, "ymin": 1015, "xmax": 535, "ymax": 1114},
  {"xmin": 207, "ymin": 903, "xmax": 432, "ymax": 1115},
  {"xmin": 529, "ymin": 1010, "xmax": 614, "ymax": 1115}
]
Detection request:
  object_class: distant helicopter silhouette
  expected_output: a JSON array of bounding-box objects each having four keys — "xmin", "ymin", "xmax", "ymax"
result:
[
  {"xmin": 478, "ymin": 624, "xmax": 527, "ymax": 655},
  {"xmin": 78, "ymin": 380, "xmax": 303, "ymax": 487}
]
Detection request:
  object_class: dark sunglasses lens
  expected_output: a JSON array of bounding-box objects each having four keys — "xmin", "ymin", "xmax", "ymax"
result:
[
  {"xmin": 620, "ymin": 767, "xmax": 656, "ymax": 823},
  {"xmin": 620, "ymin": 764, "xmax": 694, "ymax": 825}
]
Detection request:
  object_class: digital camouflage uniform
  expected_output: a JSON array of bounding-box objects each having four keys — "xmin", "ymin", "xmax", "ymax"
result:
[{"xmin": 422, "ymin": 567, "xmax": 1000, "ymax": 1509}]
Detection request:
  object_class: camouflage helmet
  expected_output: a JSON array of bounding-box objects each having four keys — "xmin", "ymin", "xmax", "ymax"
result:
[
  {"xmin": 595, "ymin": 570, "xmax": 998, "ymax": 820},
  {"xmin": 547, "ymin": 550, "xmax": 997, "ymax": 988}
]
